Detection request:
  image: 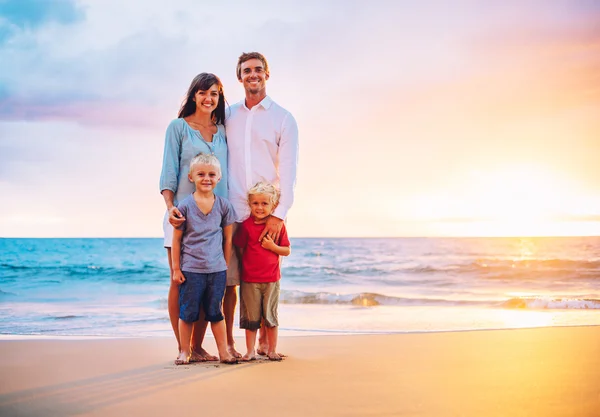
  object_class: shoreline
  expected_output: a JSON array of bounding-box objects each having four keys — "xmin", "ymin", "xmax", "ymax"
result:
[{"xmin": 2, "ymin": 322, "xmax": 600, "ymax": 341}]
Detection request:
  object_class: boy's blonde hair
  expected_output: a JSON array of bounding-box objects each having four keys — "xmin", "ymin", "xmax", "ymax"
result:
[
  {"xmin": 247, "ymin": 182, "xmax": 280, "ymax": 207},
  {"xmin": 189, "ymin": 153, "xmax": 221, "ymax": 177}
]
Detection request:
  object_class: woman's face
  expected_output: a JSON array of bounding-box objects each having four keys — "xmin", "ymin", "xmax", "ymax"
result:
[{"xmin": 193, "ymin": 83, "xmax": 220, "ymax": 114}]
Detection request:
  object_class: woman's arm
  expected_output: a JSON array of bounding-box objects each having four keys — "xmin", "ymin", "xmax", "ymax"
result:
[
  {"xmin": 160, "ymin": 120, "xmax": 185, "ymax": 228},
  {"xmin": 162, "ymin": 190, "xmax": 185, "ymax": 228}
]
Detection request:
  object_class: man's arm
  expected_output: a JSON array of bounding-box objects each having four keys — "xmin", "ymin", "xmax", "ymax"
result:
[
  {"xmin": 259, "ymin": 112, "xmax": 298, "ymax": 242},
  {"xmin": 272, "ymin": 112, "xmax": 299, "ymax": 221}
]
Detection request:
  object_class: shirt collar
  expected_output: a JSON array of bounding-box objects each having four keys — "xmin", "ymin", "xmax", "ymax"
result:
[
  {"xmin": 259, "ymin": 95, "xmax": 273, "ymax": 109},
  {"xmin": 242, "ymin": 95, "xmax": 273, "ymax": 111}
]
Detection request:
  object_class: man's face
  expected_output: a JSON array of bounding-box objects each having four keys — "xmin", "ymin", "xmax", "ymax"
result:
[{"xmin": 239, "ymin": 58, "xmax": 269, "ymax": 95}]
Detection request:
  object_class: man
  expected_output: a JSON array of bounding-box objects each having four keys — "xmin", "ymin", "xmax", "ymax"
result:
[{"xmin": 224, "ymin": 52, "xmax": 299, "ymax": 357}]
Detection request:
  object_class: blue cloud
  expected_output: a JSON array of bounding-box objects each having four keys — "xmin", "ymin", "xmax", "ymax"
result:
[
  {"xmin": 0, "ymin": 0, "xmax": 83, "ymax": 43},
  {"xmin": 0, "ymin": 0, "xmax": 83, "ymax": 28}
]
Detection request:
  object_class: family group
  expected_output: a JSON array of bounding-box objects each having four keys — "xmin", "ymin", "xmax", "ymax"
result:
[{"xmin": 159, "ymin": 52, "xmax": 298, "ymax": 365}]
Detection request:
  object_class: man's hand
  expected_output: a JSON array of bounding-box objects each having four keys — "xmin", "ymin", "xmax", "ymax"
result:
[
  {"xmin": 172, "ymin": 269, "xmax": 185, "ymax": 284},
  {"xmin": 168, "ymin": 206, "xmax": 185, "ymax": 228},
  {"xmin": 259, "ymin": 216, "xmax": 283, "ymax": 242}
]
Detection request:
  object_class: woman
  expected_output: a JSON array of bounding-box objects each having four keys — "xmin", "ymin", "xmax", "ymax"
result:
[{"xmin": 159, "ymin": 73, "xmax": 228, "ymax": 361}]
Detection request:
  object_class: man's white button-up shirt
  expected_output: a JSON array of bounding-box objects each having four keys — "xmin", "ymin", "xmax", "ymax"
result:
[{"xmin": 226, "ymin": 96, "xmax": 299, "ymax": 222}]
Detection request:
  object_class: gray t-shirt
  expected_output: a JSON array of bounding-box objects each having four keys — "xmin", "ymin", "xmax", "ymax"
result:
[{"xmin": 177, "ymin": 194, "xmax": 236, "ymax": 273}]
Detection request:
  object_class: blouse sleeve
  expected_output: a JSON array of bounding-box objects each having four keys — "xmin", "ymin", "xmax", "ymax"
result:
[{"xmin": 159, "ymin": 119, "xmax": 182, "ymax": 193}]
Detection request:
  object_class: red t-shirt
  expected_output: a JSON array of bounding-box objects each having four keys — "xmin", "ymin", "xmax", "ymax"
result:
[{"xmin": 233, "ymin": 218, "xmax": 290, "ymax": 283}]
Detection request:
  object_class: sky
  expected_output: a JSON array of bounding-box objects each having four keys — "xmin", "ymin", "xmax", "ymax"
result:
[{"xmin": 1, "ymin": 0, "xmax": 599, "ymax": 238}]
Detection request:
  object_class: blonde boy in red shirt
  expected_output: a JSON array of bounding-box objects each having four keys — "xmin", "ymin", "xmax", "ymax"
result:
[{"xmin": 233, "ymin": 182, "xmax": 291, "ymax": 361}]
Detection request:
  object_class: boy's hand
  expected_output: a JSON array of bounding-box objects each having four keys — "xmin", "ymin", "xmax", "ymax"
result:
[
  {"xmin": 172, "ymin": 269, "xmax": 185, "ymax": 284},
  {"xmin": 260, "ymin": 235, "xmax": 277, "ymax": 251},
  {"xmin": 168, "ymin": 207, "xmax": 186, "ymax": 228}
]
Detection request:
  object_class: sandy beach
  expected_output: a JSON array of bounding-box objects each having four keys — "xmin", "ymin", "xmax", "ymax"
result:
[{"xmin": 1, "ymin": 326, "xmax": 599, "ymax": 417}]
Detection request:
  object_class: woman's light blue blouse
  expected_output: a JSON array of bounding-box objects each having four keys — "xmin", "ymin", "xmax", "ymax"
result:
[{"xmin": 159, "ymin": 118, "xmax": 228, "ymax": 204}]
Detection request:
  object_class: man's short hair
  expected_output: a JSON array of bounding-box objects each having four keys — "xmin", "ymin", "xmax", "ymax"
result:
[{"xmin": 236, "ymin": 52, "xmax": 270, "ymax": 81}]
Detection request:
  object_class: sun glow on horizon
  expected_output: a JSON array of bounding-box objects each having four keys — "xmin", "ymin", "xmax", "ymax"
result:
[{"xmin": 407, "ymin": 165, "xmax": 600, "ymax": 237}]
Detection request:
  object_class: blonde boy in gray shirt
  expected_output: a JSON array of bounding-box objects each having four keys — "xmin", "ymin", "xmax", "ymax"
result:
[{"xmin": 171, "ymin": 153, "xmax": 237, "ymax": 365}]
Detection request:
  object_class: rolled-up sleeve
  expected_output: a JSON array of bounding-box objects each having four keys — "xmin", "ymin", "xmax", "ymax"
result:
[
  {"xmin": 273, "ymin": 112, "xmax": 299, "ymax": 220},
  {"xmin": 159, "ymin": 119, "xmax": 182, "ymax": 194}
]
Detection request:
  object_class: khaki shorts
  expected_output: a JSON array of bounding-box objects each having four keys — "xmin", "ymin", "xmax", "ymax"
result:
[{"xmin": 239, "ymin": 280, "xmax": 280, "ymax": 330}]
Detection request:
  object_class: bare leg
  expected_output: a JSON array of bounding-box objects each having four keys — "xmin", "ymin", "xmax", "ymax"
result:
[
  {"xmin": 166, "ymin": 248, "xmax": 181, "ymax": 352},
  {"xmin": 257, "ymin": 318, "xmax": 269, "ymax": 355},
  {"xmin": 210, "ymin": 320, "xmax": 236, "ymax": 364},
  {"xmin": 266, "ymin": 326, "xmax": 282, "ymax": 361},
  {"xmin": 242, "ymin": 329, "xmax": 258, "ymax": 361},
  {"xmin": 190, "ymin": 310, "xmax": 217, "ymax": 362},
  {"xmin": 175, "ymin": 319, "xmax": 193, "ymax": 365},
  {"xmin": 169, "ymin": 248, "xmax": 213, "ymax": 359},
  {"xmin": 224, "ymin": 285, "xmax": 242, "ymax": 358}
]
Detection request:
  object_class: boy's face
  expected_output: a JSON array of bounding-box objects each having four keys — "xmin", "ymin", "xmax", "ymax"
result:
[
  {"xmin": 239, "ymin": 58, "xmax": 269, "ymax": 95},
  {"xmin": 188, "ymin": 163, "xmax": 220, "ymax": 193},
  {"xmin": 249, "ymin": 193, "xmax": 274, "ymax": 220}
]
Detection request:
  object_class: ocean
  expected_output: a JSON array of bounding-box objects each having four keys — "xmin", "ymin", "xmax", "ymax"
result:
[{"xmin": 1, "ymin": 237, "xmax": 599, "ymax": 338}]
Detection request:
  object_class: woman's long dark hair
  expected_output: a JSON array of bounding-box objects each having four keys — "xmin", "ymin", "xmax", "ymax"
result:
[{"xmin": 178, "ymin": 73, "xmax": 226, "ymax": 125}]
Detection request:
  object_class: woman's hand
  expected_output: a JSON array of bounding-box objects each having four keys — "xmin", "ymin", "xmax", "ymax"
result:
[{"xmin": 168, "ymin": 206, "xmax": 185, "ymax": 228}]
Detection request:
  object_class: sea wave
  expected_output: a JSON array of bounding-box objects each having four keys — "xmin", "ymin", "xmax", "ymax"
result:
[
  {"xmin": 0, "ymin": 288, "xmax": 17, "ymax": 297},
  {"xmin": 501, "ymin": 297, "xmax": 600, "ymax": 310},
  {"xmin": 280, "ymin": 290, "xmax": 600, "ymax": 310},
  {"xmin": 0, "ymin": 263, "xmax": 167, "ymax": 281},
  {"xmin": 281, "ymin": 258, "xmax": 600, "ymax": 282},
  {"xmin": 459, "ymin": 258, "xmax": 600, "ymax": 272},
  {"xmin": 48, "ymin": 315, "xmax": 84, "ymax": 320},
  {"xmin": 280, "ymin": 290, "xmax": 488, "ymax": 307}
]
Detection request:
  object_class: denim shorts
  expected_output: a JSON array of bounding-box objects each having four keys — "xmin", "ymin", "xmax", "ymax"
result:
[{"xmin": 179, "ymin": 270, "xmax": 226, "ymax": 323}]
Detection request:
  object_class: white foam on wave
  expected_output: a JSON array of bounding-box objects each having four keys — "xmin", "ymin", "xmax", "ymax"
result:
[{"xmin": 502, "ymin": 297, "xmax": 600, "ymax": 310}]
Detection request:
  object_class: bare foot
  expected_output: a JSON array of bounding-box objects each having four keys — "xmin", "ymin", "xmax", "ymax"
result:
[
  {"xmin": 227, "ymin": 345, "xmax": 242, "ymax": 358},
  {"xmin": 174, "ymin": 352, "xmax": 190, "ymax": 365},
  {"xmin": 267, "ymin": 352, "xmax": 283, "ymax": 361},
  {"xmin": 219, "ymin": 355, "xmax": 238, "ymax": 365},
  {"xmin": 256, "ymin": 343, "xmax": 269, "ymax": 356},
  {"xmin": 192, "ymin": 347, "xmax": 218, "ymax": 361},
  {"xmin": 189, "ymin": 351, "xmax": 206, "ymax": 362},
  {"xmin": 241, "ymin": 352, "xmax": 257, "ymax": 362}
]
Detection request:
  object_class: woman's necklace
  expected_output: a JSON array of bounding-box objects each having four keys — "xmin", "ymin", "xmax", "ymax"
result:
[{"xmin": 187, "ymin": 118, "xmax": 216, "ymax": 155}]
